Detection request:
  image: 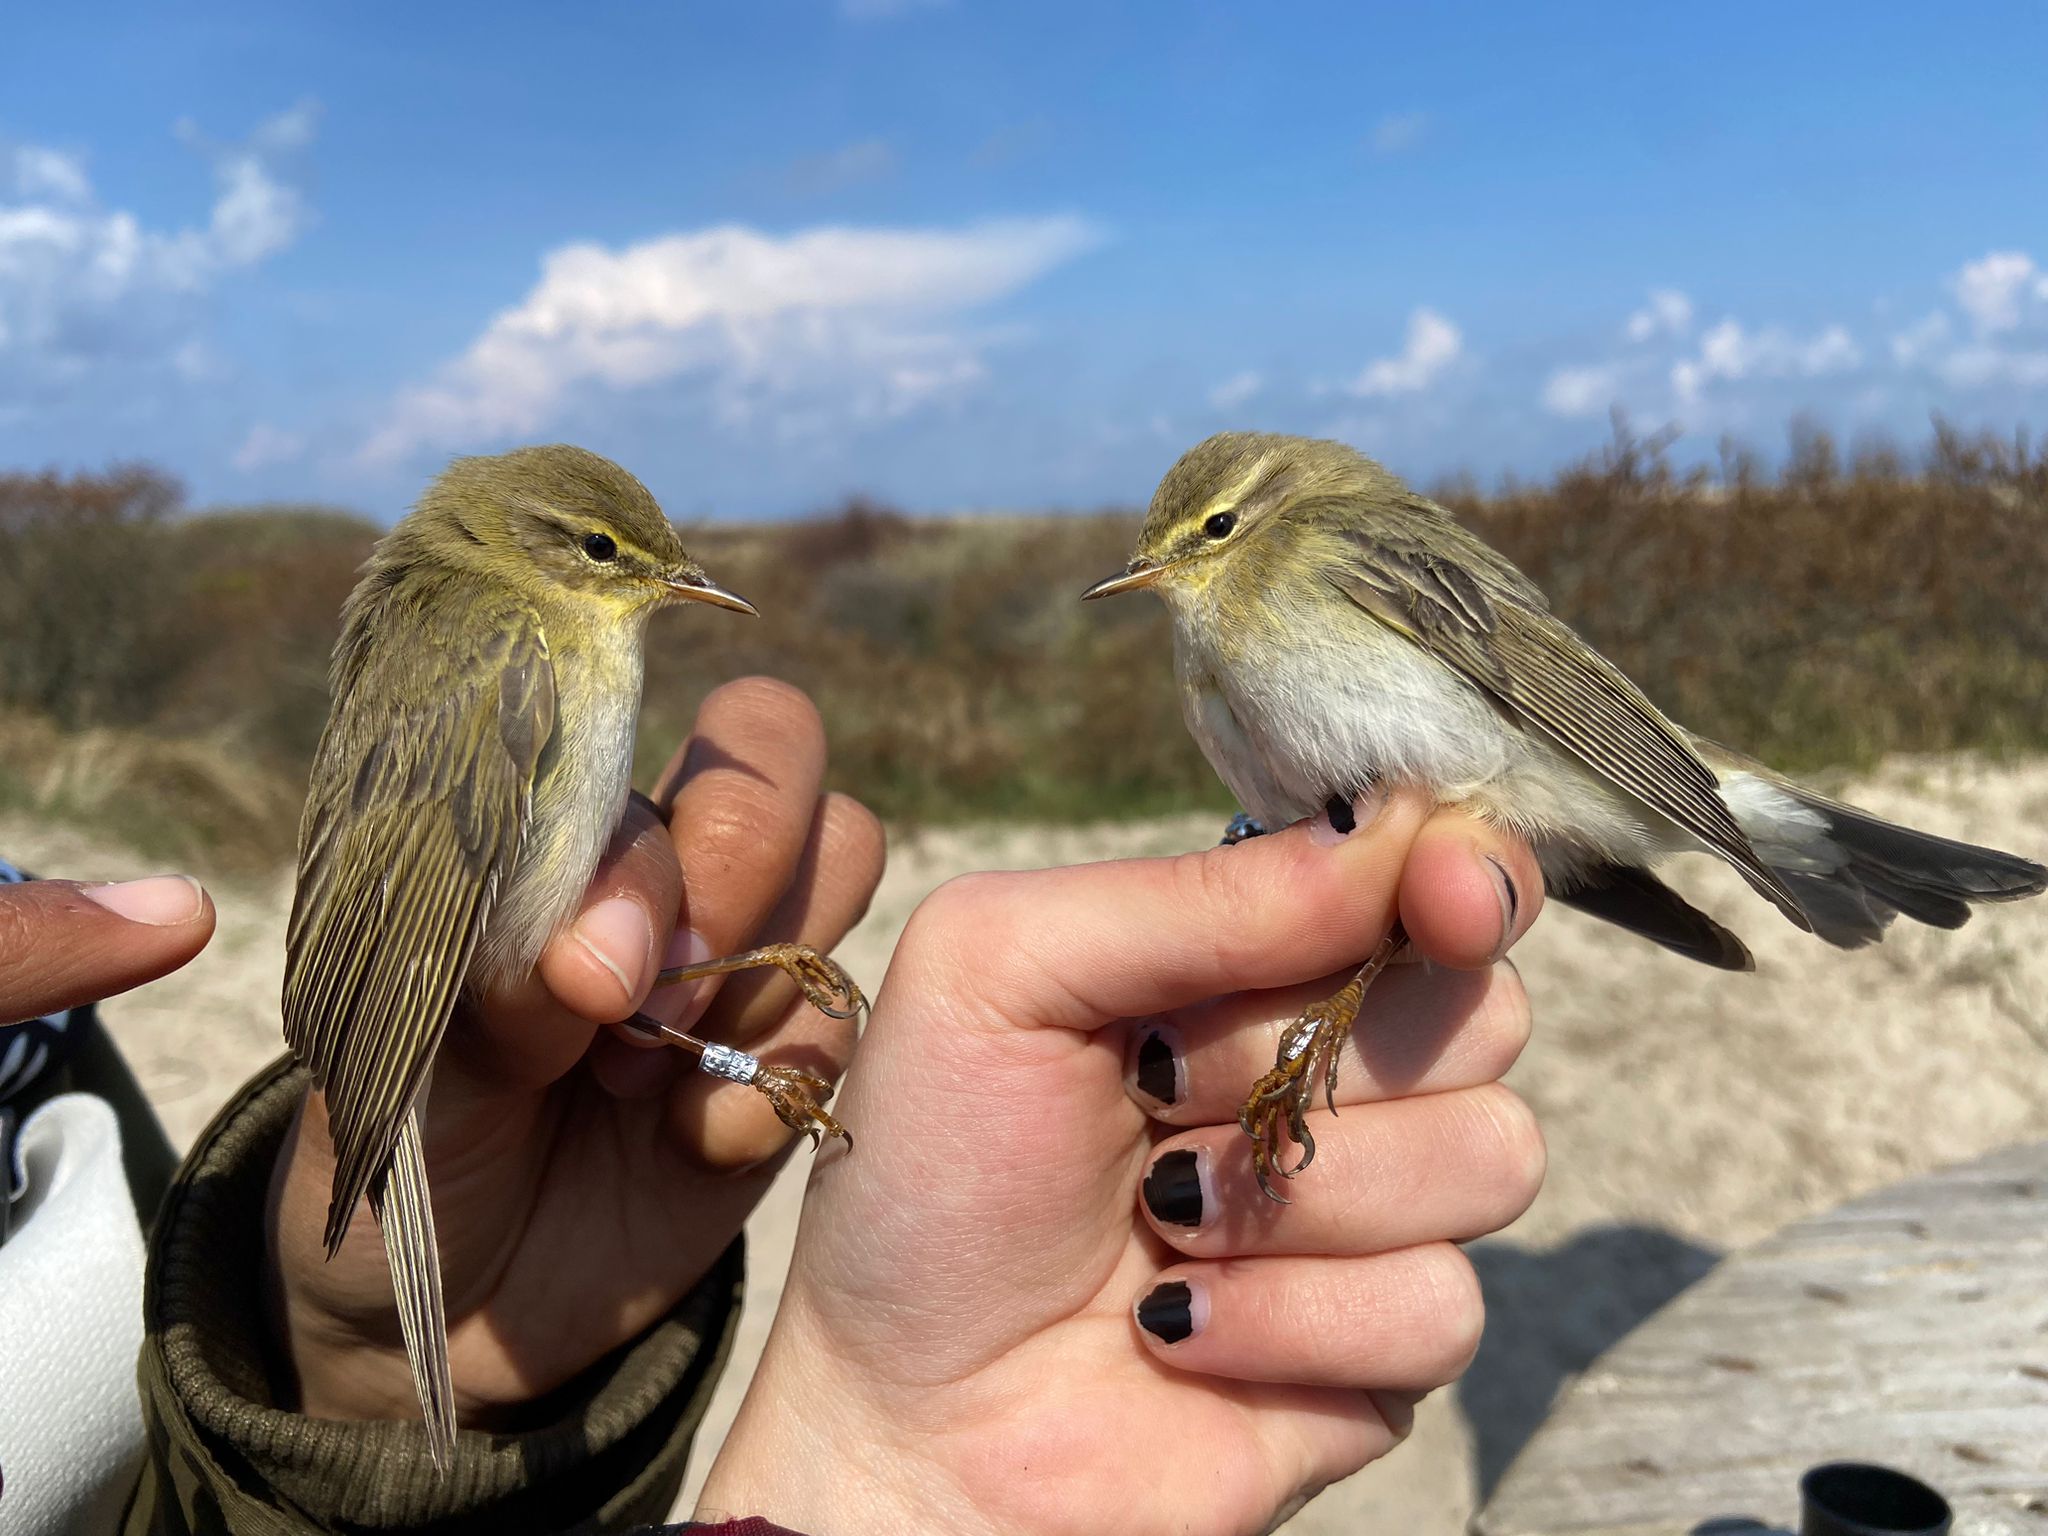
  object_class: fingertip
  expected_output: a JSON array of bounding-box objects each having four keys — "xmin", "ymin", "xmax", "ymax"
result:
[
  {"xmin": 819, "ymin": 792, "xmax": 887, "ymax": 890},
  {"xmin": 1135, "ymin": 1273, "xmax": 1209, "ymax": 1349},
  {"xmin": 1398, "ymin": 812, "xmax": 1543, "ymax": 969},
  {"xmin": 80, "ymin": 874, "xmax": 209, "ymax": 929}
]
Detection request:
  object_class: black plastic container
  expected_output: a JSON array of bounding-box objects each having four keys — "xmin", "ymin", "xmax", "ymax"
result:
[{"xmin": 1799, "ymin": 1462, "xmax": 1951, "ymax": 1536}]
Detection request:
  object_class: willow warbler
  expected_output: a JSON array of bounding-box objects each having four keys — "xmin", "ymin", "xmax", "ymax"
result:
[
  {"xmin": 284, "ymin": 445, "xmax": 862, "ymax": 1464},
  {"xmin": 1085, "ymin": 432, "xmax": 2046, "ymax": 1197}
]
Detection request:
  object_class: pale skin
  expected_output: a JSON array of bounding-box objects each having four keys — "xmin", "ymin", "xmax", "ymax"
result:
[
  {"xmin": 1, "ymin": 679, "xmax": 1546, "ymax": 1533},
  {"xmin": 696, "ymin": 773, "xmax": 1548, "ymax": 1535}
]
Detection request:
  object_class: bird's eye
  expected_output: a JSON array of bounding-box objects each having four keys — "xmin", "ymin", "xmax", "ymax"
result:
[
  {"xmin": 1203, "ymin": 511, "xmax": 1238, "ymax": 540},
  {"xmin": 581, "ymin": 531, "xmax": 618, "ymax": 562}
]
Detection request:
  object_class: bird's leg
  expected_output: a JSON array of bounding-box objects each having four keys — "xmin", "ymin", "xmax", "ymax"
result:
[
  {"xmin": 623, "ymin": 944, "xmax": 864, "ymax": 1150},
  {"xmin": 1220, "ymin": 812, "xmax": 1271, "ymax": 846},
  {"xmin": 1239, "ymin": 922, "xmax": 1406, "ymax": 1202},
  {"xmin": 653, "ymin": 942, "xmax": 867, "ymax": 1020},
  {"xmin": 622, "ymin": 1013, "xmax": 851, "ymax": 1151}
]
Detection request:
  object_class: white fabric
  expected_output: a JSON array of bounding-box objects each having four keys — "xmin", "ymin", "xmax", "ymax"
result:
[{"xmin": 0, "ymin": 1094, "xmax": 147, "ymax": 1533}]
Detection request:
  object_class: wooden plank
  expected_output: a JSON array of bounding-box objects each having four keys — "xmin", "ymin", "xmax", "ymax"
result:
[{"xmin": 1473, "ymin": 1141, "xmax": 2048, "ymax": 1535}]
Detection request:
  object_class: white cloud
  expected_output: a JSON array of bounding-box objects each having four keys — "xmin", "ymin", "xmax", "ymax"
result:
[
  {"xmin": 1349, "ymin": 308, "xmax": 1461, "ymax": 397},
  {"xmin": 11, "ymin": 147, "xmax": 90, "ymax": 204},
  {"xmin": 1888, "ymin": 310, "xmax": 1951, "ymax": 366},
  {"xmin": 1934, "ymin": 344, "xmax": 2048, "ymax": 389},
  {"xmin": 1671, "ymin": 319, "xmax": 1860, "ymax": 402},
  {"xmin": 1368, "ymin": 112, "xmax": 1430, "ymax": 157},
  {"xmin": 1541, "ymin": 363, "xmax": 1624, "ymax": 418},
  {"xmin": 232, "ymin": 422, "xmax": 306, "ymax": 472},
  {"xmin": 1208, "ymin": 370, "xmax": 1263, "ymax": 411},
  {"xmin": 1625, "ymin": 288, "xmax": 1692, "ymax": 342},
  {"xmin": 361, "ymin": 214, "xmax": 1101, "ymax": 465},
  {"xmin": 0, "ymin": 103, "xmax": 316, "ymax": 386},
  {"xmin": 1952, "ymin": 250, "xmax": 2048, "ymax": 334}
]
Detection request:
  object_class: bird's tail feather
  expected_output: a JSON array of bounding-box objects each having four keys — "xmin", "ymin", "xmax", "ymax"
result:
[
  {"xmin": 370, "ymin": 1107, "xmax": 457, "ymax": 1469},
  {"xmin": 1718, "ymin": 770, "xmax": 2046, "ymax": 949}
]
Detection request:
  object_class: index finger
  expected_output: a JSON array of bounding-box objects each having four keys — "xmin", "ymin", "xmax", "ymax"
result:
[
  {"xmin": 0, "ymin": 877, "xmax": 214, "ymax": 1025},
  {"xmin": 905, "ymin": 788, "xmax": 1432, "ymax": 1033}
]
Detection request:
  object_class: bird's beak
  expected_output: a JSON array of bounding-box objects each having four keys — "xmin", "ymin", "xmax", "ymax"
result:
[
  {"xmin": 1080, "ymin": 559, "xmax": 1166, "ymax": 601},
  {"xmin": 664, "ymin": 570, "xmax": 759, "ymax": 616}
]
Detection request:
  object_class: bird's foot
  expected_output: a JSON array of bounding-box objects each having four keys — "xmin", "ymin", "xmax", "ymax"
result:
[
  {"xmin": 753, "ymin": 1064, "xmax": 852, "ymax": 1152},
  {"xmin": 1239, "ymin": 989, "xmax": 1358, "ymax": 1202},
  {"xmin": 1236, "ymin": 924, "xmax": 1404, "ymax": 1201},
  {"xmin": 655, "ymin": 941, "xmax": 867, "ymax": 1020},
  {"xmin": 623, "ymin": 1018, "xmax": 853, "ymax": 1152}
]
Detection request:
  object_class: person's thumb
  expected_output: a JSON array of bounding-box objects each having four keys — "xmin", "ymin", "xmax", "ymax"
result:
[{"xmin": 0, "ymin": 875, "xmax": 214, "ymax": 1026}]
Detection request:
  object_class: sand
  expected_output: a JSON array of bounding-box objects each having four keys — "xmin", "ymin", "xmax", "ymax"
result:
[{"xmin": 8, "ymin": 753, "xmax": 2045, "ymax": 1533}]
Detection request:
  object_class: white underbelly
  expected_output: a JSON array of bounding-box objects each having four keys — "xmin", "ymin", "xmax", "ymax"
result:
[
  {"xmin": 474, "ymin": 641, "xmax": 643, "ymax": 984},
  {"xmin": 1175, "ymin": 615, "xmax": 1677, "ymax": 877}
]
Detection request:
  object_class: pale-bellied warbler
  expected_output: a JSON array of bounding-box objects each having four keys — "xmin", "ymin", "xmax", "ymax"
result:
[
  {"xmin": 1084, "ymin": 431, "xmax": 2045, "ymax": 1198},
  {"xmin": 284, "ymin": 445, "xmax": 863, "ymax": 1463}
]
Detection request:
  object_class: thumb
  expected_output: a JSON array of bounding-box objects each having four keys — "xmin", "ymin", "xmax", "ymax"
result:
[{"xmin": 0, "ymin": 875, "xmax": 215, "ymax": 1027}]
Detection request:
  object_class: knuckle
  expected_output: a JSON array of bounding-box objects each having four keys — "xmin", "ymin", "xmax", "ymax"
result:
[
  {"xmin": 902, "ymin": 871, "xmax": 1011, "ymax": 959},
  {"xmin": 1166, "ymin": 843, "xmax": 1301, "ymax": 959},
  {"xmin": 0, "ymin": 894, "xmax": 43, "ymax": 992}
]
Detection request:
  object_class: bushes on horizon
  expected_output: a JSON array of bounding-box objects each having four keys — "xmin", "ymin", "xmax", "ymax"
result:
[{"xmin": 1, "ymin": 423, "xmax": 2043, "ymax": 868}]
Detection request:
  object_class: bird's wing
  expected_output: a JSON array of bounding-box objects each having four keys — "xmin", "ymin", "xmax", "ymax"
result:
[
  {"xmin": 283, "ymin": 597, "xmax": 556, "ymax": 1255},
  {"xmin": 1323, "ymin": 523, "xmax": 1808, "ymax": 926}
]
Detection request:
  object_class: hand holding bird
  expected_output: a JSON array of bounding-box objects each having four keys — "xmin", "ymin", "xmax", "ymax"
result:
[
  {"xmin": 271, "ymin": 671, "xmax": 882, "ymax": 1444},
  {"xmin": 1087, "ymin": 432, "xmax": 2046, "ymax": 1198}
]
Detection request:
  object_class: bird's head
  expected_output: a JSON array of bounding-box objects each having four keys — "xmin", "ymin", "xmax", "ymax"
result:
[
  {"xmin": 409, "ymin": 444, "xmax": 755, "ymax": 620},
  {"xmin": 1081, "ymin": 431, "xmax": 1396, "ymax": 607}
]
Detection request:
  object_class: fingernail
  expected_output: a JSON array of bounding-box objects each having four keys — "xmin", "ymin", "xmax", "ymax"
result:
[
  {"xmin": 1308, "ymin": 783, "xmax": 1390, "ymax": 846},
  {"xmin": 1483, "ymin": 853, "xmax": 1519, "ymax": 962},
  {"xmin": 574, "ymin": 897, "xmax": 653, "ymax": 1001},
  {"xmin": 644, "ymin": 927, "xmax": 714, "ymax": 1028},
  {"xmin": 1131, "ymin": 1025, "xmax": 1182, "ymax": 1108},
  {"xmin": 1136, "ymin": 1279, "xmax": 1203, "ymax": 1345},
  {"xmin": 82, "ymin": 875, "xmax": 204, "ymax": 926},
  {"xmin": 1142, "ymin": 1148, "xmax": 1207, "ymax": 1228}
]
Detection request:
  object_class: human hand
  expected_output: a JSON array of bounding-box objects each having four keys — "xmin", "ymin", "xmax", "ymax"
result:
[
  {"xmin": 699, "ymin": 789, "xmax": 1545, "ymax": 1536},
  {"xmin": 267, "ymin": 678, "xmax": 886, "ymax": 1426},
  {"xmin": 0, "ymin": 870, "xmax": 214, "ymax": 1030}
]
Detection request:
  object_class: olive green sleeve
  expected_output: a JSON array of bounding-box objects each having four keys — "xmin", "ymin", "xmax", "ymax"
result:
[{"xmin": 123, "ymin": 1058, "xmax": 744, "ymax": 1535}]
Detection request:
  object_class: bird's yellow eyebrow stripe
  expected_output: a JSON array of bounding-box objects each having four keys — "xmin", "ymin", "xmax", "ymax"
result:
[{"xmin": 1198, "ymin": 457, "xmax": 1272, "ymax": 524}]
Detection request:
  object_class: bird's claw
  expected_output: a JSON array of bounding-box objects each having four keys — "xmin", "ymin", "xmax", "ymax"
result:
[
  {"xmin": 780, "ymin": 947, "xmax": 868, "ymax": 1021},
  {"xmin": 1238, "ymin": 1001, "xmax": 1351, "ymax": 1202},
  {"xmin": 754, "ymin": 1064, "xmax": 852, "ymax": 1152},
  {"xmin": 654, "ymin": 942, "xmax": 868, "ymax": 1021}
]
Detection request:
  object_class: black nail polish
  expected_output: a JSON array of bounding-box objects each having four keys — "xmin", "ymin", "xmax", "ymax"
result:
[
  {"xmin": 1485, "ymin": 853, "xmax": 1520, "ymax": 926},
  {"xmin": 1142, "ymin": 1149, "xmax": 1204, "ymax": 1227},
  {"xmin": 1135, "ymin": 1029, "xmax": 1178, "ymax": 1105},
  {"xmin": 1137, "ymin": 1280, "xmax": 1195, "ymax": 1343},
  {"xmin": 1323, "ymin": 793, "xmax": 1357, "ymax": 835}
]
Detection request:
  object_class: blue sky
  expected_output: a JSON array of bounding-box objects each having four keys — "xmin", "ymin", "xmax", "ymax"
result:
[{"xmin": 4, "ymin": 2, "xmax": 2047, "ymax": 520}]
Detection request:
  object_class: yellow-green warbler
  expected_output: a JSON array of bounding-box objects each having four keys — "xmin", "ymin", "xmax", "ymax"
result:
[
  {"xmin": 283, "ymin": 445, "xmax": 862, "ymax": 1463},
  {"xmin": 1086, "ymin": 432, "xmax": 2045, "ymax": 1198}
]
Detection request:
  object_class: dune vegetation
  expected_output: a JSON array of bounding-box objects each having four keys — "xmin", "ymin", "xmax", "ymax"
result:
[{"xmin": 2, "ymin": 422, "xmax": 2044, "ymax": 872}]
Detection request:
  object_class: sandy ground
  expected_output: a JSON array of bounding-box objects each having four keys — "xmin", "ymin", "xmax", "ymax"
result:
[{"xmin": 7, "ymin": 755, "xmax": 2046, "ymax": 1533}]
